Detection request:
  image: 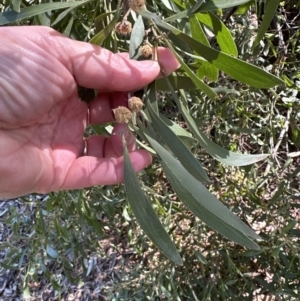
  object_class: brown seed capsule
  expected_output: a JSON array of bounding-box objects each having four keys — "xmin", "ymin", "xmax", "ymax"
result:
[
  {"xmin": 113, "ymin": 106, "xmax": 132, "ymax": 123},
  {"xmin": 128, "ymin": 97, "xmax": 144, "ymax": 112},
  {"xmin": 140, "ymin": 44, "xmax": 153, "ymax": 58},
  {"xmin": 115, "ymin": 21, "xmax": 132, "ymax": 35},
  {"xmin": 128, "ymin": 0, "xmax": 146, "ymax": 12}
]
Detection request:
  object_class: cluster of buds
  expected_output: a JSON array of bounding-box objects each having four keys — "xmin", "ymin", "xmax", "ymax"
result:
[
  {"xmin": 115, "ymin": 21, "xmax": 132, "ymax": 35},
  {"xmin": 140, "ymin": 43, "xmax": 153, "ymax": 58},
  {"xmin": 113, "ymin": 96, "xmax": 144, "ymax": 124}
]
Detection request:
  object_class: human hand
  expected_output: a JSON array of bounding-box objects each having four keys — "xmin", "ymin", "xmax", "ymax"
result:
[{"xmin": 0, "ymin": 26, "xmax": 179, "ymax": 198}]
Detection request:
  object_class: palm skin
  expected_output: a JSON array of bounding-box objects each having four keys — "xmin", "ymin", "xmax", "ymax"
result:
[{"xmin": 0, "ymin": 26, "xmax": 179, "ymax": 198}]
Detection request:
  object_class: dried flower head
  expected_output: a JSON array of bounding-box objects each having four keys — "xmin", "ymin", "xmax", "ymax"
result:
[
  {"xmin": 128, "ymin": 0, "xmax": 146, "ymax": 12},
  {"xmin": 128, "ymin": 97, "xmax": 144, "ymax": 112},
  {"xmin": 140, "ymin": 44, "xmax": 153, "ymax": 58},
  {"xmin": 113, "ymin": 106, "xmax": 132, "ymax": 123},
  {"xmin": 115, "ymin": 21, "xmax": 132, "ymax": 35}
]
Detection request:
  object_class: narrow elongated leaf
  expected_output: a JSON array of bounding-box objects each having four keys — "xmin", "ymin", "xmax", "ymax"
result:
[
  {"xmin": 183, "ymin": 91, "xmax": 268, "ymax": 165},
  {"xmin": 159, "ymin": 114, "xmax": 195, "ymax": 139},
  {"xmin": 95, "ymin": 11, "xmax": 114, "ymax": 33},
  {"xmin": 192, "ymin": 0, "xmax": 206, "ymax": 12},
  {"xmin": 129, "ymin": 15, "xmax": 145, "ymax": 59},
  {"xmin": 198, "ymin": 12, "xmax": 238, "ymax": 57},
  {"xmin": 252, "ymin": 0, "xmax": 281, "ymax": 48},
  {"xmin": 23, "ymin": 284, "xmax": 31, "ymax": 299},
  {"xmin": 51, "ymin": 7, "xmax": 75, "ymax": 26},
  {"xmin": 46, "ymin": 246, "xmax": 59, "ymax": 259},
  {"xmin": 148, "ymin": 101, "xmax": 210, "ymax": 183},
  {"xmin": 163, "ymin": 39, "xmax": 217, "ymax": 98},
  {"xmin": 159, "ymin": 115, "xmax": 197, "ymax": 149},
  {"xmin": 170, "ymin": 31, "xmax": 283, "ymax": 88},
  {"xmin": 162, "ymin": 4, "xmax": 197, "ymax": 22},
  {"xmin": 156, "ymin": 76, "xmax": 239, "ymax": 95},
  {"xmin": 123, "ymin": 141, "xmax": 183, "ymax": 265},
  {"xmin": 156, "ymin": 76, "xmax": 197, "ymax": 90},
  {"xmin": 89, "ymin": 7, "xmax": 121, "ymax": 45},
  {"xmin": 10, "ymin": 0, "xmax": 22, "ymax": 13},
  {"xmin": 145, "ymin": 134, "xmax": 261, "ymax": 250},
  {"xmin": 189, "ymin": 14, "xmax": 219, "ymax": 81},
  {"xmin": 164, "ymin": 0, "xmax": 251, "ymax": 22},
  {"xmin": 33, "ymin": 10, "xmax": 51, "ymax": 27},
  {"xmin": 199, "ymin": 0, "xmax": 252, "ymax": 12},
  {"xmin": 190, "ymin": 15, "xmax": 210, "ymax": 46},
  {"xmin": 63, "ymin": 15, "xmax": 74, "ymax": 37},
  {"xmin": 141, "ymin": 10, "xmax": 283, "ymax": 88},
  {"xmin": 164, "ymin": 77, "xmax": 269, "ymax": 166},
  {"xmin": 0, "ymin": 0, "xmax": 90, "ymax": 25},
  {"xmin": 160, "ymin": 0, "xmax": 176, "ymax": 10}
]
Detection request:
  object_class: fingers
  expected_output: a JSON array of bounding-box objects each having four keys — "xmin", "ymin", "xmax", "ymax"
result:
[
  {"xmin": 87, "ymin": 48, "xmax": 180, "ymax": 124},
  {"xmin": 89, "ymin": 92, "xmax": 127, "ymax": 125},
  {"xmin": 117, "ymin": 47, "xmax": 180, "ymax": 77},
  {"xmin": 63, "ymin": 123, "xmax": 151, "ymax": 189},
  {"xmin": 55, "ymin": 30, "xmax": 179, "ymax": 91},
  {"xmin": 106, "ymin": 123, "xmax": 136, "ymax": 155},
  {"xmin": 61, "ymin": 150, "xmax": 152, "ymax": 189},
  {"xmin": 60, "ymin": 39, "xmax": 161, "ymax": 91},
  {"xmin": 86, "ymin": 123, "xmax": 136, "ymax": 157}
]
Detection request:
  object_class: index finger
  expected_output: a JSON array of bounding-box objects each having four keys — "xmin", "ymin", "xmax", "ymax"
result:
[{"xmin": 62, "ymin": 39, "xmax": 162, "ymax": 91}]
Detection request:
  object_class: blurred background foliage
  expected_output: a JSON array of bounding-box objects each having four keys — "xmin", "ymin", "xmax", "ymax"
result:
[{"xmin": 0, "ymin": 0, "xmax": 300, "ymax": 300}]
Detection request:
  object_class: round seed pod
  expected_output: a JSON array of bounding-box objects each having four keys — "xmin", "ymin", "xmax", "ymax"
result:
[
  {"xmin": 115, "ymin": 21, "xmax": 132, "ymax": 35},
  {"xmin": 113, "ymin": 106, "xmax": 132, "ymax": 123},
  {"xmin": 128, "ymin": 97, "xmax": 144, "ymax": 112},
  {"xmin": 140, "ymin": 44, "xmax": 153, "ymax": 58}
]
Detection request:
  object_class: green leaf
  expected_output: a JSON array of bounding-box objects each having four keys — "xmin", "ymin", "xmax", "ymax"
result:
[
  {"xmin": 143, "ymin": 10, "xmax": 283, "ymax": 88},
  {"xmin": 123, "ymin": 140, "xmax": 183, "ymax": 265},
  {"xmin": 10, "ymin": 0, "xmax": 22, "ymax": 13},
  {"xmin": 145, "ymin": 134, "xmax": 261, "ymax": 250},
  {"xmin": 164, "ymin": 0, "xmax": 251, "ymax": 22},
  {"xmin": 49, "ymin": 274, "xmax": 61, "ymax": 290},
  {"xmin": 236, "ymin": 1, "xmax": 252, "ymax": 14},
  {"xmin": 63, "ymin": 15, "xmax": 74, "ymax": 37},
  {"xmin": 252, "ymin": 0, "xmax": 281, "ymax": 48},
  {"xmin": 51, "ymin": 7, "xmax": 75, "ymax": 26},
  {"xmin": 194, "ymin": 250, "xmax": 208, "ymax": 264},
  {"xmin": 170, "ymin": 31, "xmax": 284, "ymax": 88},
  {"xmin": 156, "ymin": 76, "xmax": 239, "ymax": 95},
  {"xmin": 189, "ymin": 14, "xmax": 219, "ymax": 81},
  {"xmin": 0, "ymin": 0, "xmax": 91, "ymax": 25},
  {"xmin": 191, "ymin": 0, "xmax": 206, "ymax": 12},
  {"xmin": 90, "ymin": 218, "xmax": 104, "ymax": 236},
  {"xmin": 162, "ymin": 76, "xmax": 268, "ymax": 166},
  {"xmin": 129, "ymin": 15, "xmax": 145, "ymax": 59},
  {"xmin": 33, "ymin": 10, "xmax": 51, "ymax": 27},
  {"xmin": 156, "ymin": 75, "xmax": 198, "ymax": 90},
  {"xmin": 199, "ymin": 0, "xmax": 253, "ymax": 12},
  {"xmin": 163, "ymin": 39, "xmax": 218, "ymax": 98},
  {"xmin": 89, "ymin": 7, "xmax": 121, "ymax": 46},
  {"xmin": 147, "ymin": 100, "xmax": 211, "ymax": 184},
  {"xmin": 160, "ymin": 0, "xmax": 177, "ymax": 10},
  {"xmin": 46, "ymin": 246, "xmax": 59, "ymax": 259},
  {"xmin": 23, "ymin": 283, "xmax": 31, "ymax": 300},
  {"xmin": 37, "ymin": 208, "xmax": 46, "ymax": 234},
  {"xmin": 95, "ymin": 11, "xmax": 114, "ymax": 33},
  {"xmin": 162, "ymin": 3, "xmax": 200, "ymax": 23},
  {"xmin": 197, "ymin": 12, "xmax": 238, "ymax": 57},
  {"xmin": 190, "ymin": 15, "xmax": 210, "ymax": 46},
  {"xmin": 159, "ymin": 114, "xmax": 198, "ymax": 149},
  {"xmin": 270, "ymin": 181, "xmax": 285, "ymax": 204}
]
